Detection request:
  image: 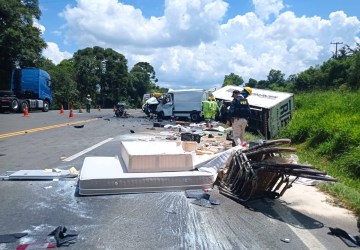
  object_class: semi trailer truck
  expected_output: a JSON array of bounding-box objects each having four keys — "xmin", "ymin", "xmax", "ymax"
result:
[{"xmin": 0, "ymin": 67, "xmax": 52, "ymax": 113}]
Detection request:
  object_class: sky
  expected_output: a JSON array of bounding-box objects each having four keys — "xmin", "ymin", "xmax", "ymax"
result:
[{"xmin": 37, "ymin": 0, "xmax": 360, "ymax": 90}]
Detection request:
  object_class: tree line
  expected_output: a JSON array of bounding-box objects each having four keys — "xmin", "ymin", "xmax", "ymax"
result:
[
  {"xmin": 223, "ymin": 44, "xmax": 360, "ymax": 93},
  {"xmin": 38, "ymin": 47, "xmax": 166, "ymax": 109}
]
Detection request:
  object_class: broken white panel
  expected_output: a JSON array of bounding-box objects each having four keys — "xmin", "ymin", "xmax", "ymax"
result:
[
  {"xmin": 79, "ymin": 156, "xmax": 213, "ymax": 196},
  {"xmin": 7, "ymin": 170, "xmax": 72, "ymax": 180},
  {"xmin": 120, "ymin": 141, "xmax": 194, "ymax": 172},
  {"xmin": 195, "ymin": 146, "xmax": 243, "ymax": 181}
]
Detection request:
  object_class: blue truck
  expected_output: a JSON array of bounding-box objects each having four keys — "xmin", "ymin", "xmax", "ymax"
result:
[{"xmin": 0, "ymin": 68, "xmax": 52, "ymax": 113}]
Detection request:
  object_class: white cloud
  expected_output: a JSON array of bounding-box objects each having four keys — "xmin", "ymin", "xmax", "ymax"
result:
[
  {"xmin": 33, "ymin": 19, "xmax": 45, "ymax": 34},
  {"xmin": 61, "ymin": 0, "xmax": 228, "ymax": 48},
  {"xmin": 252, "ymin": 0, "xmax": 284, "ymax": 21},
  {"xmin": 44, "ymin": 0, "xmax": 360, "ymax": 89},
  {"xmin": 42, "ymin": 42, "xmax": 72, "ymax": 64}
]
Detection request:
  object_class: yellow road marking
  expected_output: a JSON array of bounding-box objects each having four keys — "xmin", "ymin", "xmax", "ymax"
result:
[{"xmin": 0, "ymin": 118, "xmax": 98, "ymax": 139}]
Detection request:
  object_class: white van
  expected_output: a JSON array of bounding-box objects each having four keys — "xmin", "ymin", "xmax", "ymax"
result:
[{"xmin": 156, "ymin": 89, "xmax": 211, "ymax": 122}]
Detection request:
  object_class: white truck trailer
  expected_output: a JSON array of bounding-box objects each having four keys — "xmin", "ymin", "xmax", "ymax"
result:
[{"xmin": 212, "ymin": 85, "xmax": 294, "ymax": 139}]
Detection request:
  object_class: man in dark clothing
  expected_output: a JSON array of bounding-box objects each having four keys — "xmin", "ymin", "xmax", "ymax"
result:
[
  {"xmin": 226, "ymin": 87, "xmax": 252, "ymax": 146},
  {"xmin": 86, "ymin": 94, "xmax": 92, "ymax": 113}
]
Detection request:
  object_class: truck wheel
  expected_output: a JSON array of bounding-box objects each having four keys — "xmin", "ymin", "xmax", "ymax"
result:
[
  {"xmin": 20, "ymin": 101, "xmax": 28, "ymax": 113},
  {"xmin": 190, "ymin": 112, "xmax": 200, "ymax": 122},
  {"xmin": 157, "ymin": 111, "xmax": 164, "ymax": 121},
  {"xmin": 42, "ymin": 101, "xmax": 49, "ymax": 112},
  {"xmin": 11, "ymin": 99, "xmax": 19, "ymax": 112}
]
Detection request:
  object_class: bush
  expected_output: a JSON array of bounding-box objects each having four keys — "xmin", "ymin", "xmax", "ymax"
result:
[
  {"xmin": 279, "ymin": 90, "xmax": 360, "ymax": 179},
  {"xmin": 336, "ymin": 146, "xmax": 360, "ymax": 179}
]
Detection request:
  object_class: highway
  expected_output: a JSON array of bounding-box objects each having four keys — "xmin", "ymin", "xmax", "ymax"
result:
[{"xmin": 0, "ymin": 109, "xmax": 358, "ymax": 249}]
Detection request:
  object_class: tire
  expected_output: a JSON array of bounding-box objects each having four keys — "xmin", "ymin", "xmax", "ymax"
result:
[
  {"xmin": 20, "ymin": 101, "xmax": 28, "ymax": 113},
  {"xmin": 157, "ymin": 111, "xmax": 164, "ymax": 121},
  {"xmin": 190, "ymin": 112, "xmax": 200, "ymax": 122},
  {"xmin": 10, "ymin": 99, "xmax": 19, "ymax": 112},
  {"xmin": 42, "ymin": 101, "xmax": 49, "ymax": 112}
]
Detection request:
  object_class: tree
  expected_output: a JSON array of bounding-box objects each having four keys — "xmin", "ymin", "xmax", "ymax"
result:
[
  {"xmin": 267, "ymin": 69, "xmax": 285, "ymax": 90},
  {"xmin": 320, "ymin": 59, "xmax": 349, "ymax": 89},
  {"xmin": 49, "ymin": 59, "xmax": 78, "ymax": 109},
  {"xmin": 129, "ymin": 62, "xmax": 158, "ymax": 106},
  {"xmin": 0, "ymin": 0, "xmax": 47, "ymax": 89},
  {"xmin": 347, "ymin": 52, "xmax": 360, "ymax": 90},
  {"xmin": 256, "ymin": 80, "xmax": 269, "ymax": 89},
  {"xmin": 222, "ymin": 73, "xmax": 244, "ymax": 87},
  {"xmin": 294, "ymin": 66, "xmax": 323, "ymax": 91},
  {"xmin": 247, "ymin": 78, "xmax": 257, "ymax": 88},
  {"xmin": 73, "ymin": 46, "xmax": 129, "ymax": 108}
]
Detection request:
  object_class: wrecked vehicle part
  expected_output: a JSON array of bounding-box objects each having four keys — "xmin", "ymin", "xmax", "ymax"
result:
[{"xmin": 219, "ymin": 139, "xmax": 337, "ymax": 202}]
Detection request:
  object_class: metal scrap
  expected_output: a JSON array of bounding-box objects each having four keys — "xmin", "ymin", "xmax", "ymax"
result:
[{"xmin": 218, "ymin": 139, "xmax": 337, "ymax": 202}]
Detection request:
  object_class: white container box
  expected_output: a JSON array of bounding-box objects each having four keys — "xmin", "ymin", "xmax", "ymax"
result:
[{"xmin": 120, "ymin": 141, "xmax": 194, "ymax": 172}]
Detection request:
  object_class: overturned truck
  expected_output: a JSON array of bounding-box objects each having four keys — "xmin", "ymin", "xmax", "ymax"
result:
[{"xmin": 213, "ymin": 86, "xmax": 294, "ymax": 139}]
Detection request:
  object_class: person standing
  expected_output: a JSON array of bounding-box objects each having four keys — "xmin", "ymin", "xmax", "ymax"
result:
[
  {"xmin": 209, "ymin": 97, "xmax": 219, "ymax": 120},
  {"xmin": 202, "ymin": 97, "xmax": 212, "ymax": 121},
  {"xmin": 86, "ymin": 94, "xmax": 92, "ymax": 113},
  {"xmin": 226, "ymin": 87, "xmax": 252, "ymax": 146}
]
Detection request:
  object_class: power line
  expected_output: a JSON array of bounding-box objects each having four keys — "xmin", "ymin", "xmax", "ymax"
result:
[{"xmin": 331, "ymin": 41, "xmax": 343, "ymax": 58}]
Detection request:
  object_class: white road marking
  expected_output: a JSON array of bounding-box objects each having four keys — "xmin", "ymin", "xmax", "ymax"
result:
[
  {"xmin": 272, "ymin": 201, "xmax": 327, "ymax": 250},
  {"xmin": 62, "ymin": 138, "xmax": 114, "ymax": 162}
]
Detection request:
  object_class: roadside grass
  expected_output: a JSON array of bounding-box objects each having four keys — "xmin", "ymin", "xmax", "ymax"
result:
[{"xmin": 278, "ymin": 90, "xmax": 360, "ymax": 216}]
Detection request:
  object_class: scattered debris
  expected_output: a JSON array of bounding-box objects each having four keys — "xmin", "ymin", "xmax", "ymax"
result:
[
  {"xmin": 16, "ymin": 242, "xmax": 56, "ymax": 249},
  {"xmin": 181, "ymin": 132, "xmax": 201, "ymax": 143},
  {"xmin": 1, "ymin": 169, "xmax": 78, "ymax": 181},
  {"xmin": 69, "ymin": 167, "xmax": 79, "ymax": 175},
  {"xmin": 0, "ymin": 233, "xmax": 27, "ymax": 243},
  {"xmin": 280, "ymin": 238, "xmax": 291, "ymax": 243},
  {"xmin": 185, "ymin": 189, "xmax": 220, "ymax": 209},
  {"xmin": 191, "ymin": 198, "xmax": 214, "ymax": 208},
  {"xmin": 48, "ymin": 226, "xmax": 78, "ymax": 247},
  {"xmin": 185, "ymin": 189, "xmax": 210, "ymax": 199},
  {"xmin": 328, "ymin": 227, "xmax": 360, "ymax": 247}
]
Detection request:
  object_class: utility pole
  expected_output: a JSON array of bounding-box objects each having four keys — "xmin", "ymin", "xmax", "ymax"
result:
[{"xmin": 331, "ymin": 41, "xmax": 343, "ymax": 58}]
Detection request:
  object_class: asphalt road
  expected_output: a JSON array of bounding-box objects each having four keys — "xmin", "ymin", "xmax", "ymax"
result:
[{"xmin": 0, "ymin": 109, "xmax": 359, "ymax": 250}]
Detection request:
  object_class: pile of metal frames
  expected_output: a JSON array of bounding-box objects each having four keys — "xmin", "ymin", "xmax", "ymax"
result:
[{"xmin": 218, "ymin": 139, "xmax": 337, "ymax": 202}]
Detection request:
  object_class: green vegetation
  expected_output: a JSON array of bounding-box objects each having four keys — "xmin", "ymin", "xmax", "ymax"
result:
[
  {"xmin": 279, "ymin": 90, "xmax": 360, "ymax": 216},
  {"xmin": 0, "ymin": 0, "xmax": 46, "ymax": 89}
]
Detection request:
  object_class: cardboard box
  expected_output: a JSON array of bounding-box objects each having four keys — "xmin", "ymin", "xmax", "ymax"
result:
[
  {"xmin": 78, "ymin": 156, "xmax": 213, "ymax": 196},
  {"xmin": 120, "ymin": 141, "xmax": 194, "ymax": 172}
]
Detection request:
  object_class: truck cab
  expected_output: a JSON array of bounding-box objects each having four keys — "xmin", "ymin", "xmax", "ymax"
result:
[{"xmin": 0, "ymin": 68, "xmax": 52, "ymax": 112}]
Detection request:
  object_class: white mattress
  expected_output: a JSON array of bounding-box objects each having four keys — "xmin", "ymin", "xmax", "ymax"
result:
[{"xmin": 79, "ymin": 156, "xmax": 213, "ymax": 196}]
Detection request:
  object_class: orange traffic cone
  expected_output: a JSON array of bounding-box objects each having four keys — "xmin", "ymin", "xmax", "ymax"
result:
[
  {"xmin": 69, "ymin": 108, "xmax": 74, "ymax": 118},
  {"xmin": 60, "ymin": 105, "xmax": 65, "ymax": 115},
  {"xmin": 98, "ymin": 106, "xmax": 101, "ymax": 112},
  {"xmin": 23, "ymin": 105, "xmax": 29, "ymax": 117},
  {"xmin": 79, "ymin": 105, "xmax": 83, "ymax": 113}
]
